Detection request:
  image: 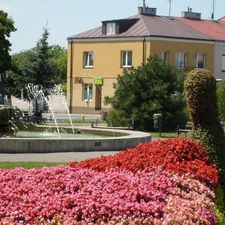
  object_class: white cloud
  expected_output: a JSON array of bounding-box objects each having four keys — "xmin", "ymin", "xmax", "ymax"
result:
[{"xmin": 0, "ymin": 3, "xmax": 21, "ymax": 13}]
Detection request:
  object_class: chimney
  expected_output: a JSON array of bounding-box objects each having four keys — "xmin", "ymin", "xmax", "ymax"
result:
[
  {"xmin": 138, "ymin": 7, "xmax": 157, "ymax": 16},
  {"xmin": 143, "ymin": 0, "xmax": 146, "ymax": 14},
  {"xmin": 181, "ymin": 8, "xmax": 201, "ymax": 19}
]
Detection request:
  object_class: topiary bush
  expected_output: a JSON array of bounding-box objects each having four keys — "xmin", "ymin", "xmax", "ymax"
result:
[
  {"xmin": 217, "ymin": 80, "xmax": 225, "ymax": 121},
  {"xmin": 184, "ymin": 68, "xmax": 225, "ymax": 207}
]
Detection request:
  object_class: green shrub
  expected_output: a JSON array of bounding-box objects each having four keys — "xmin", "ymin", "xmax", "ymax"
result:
[
  {"xmin": 184, "ymin": 68, "xmax": 225, "ymax": 200},
  {"xmin": 217, "ymin": 80, "xmax": 225, "ymax": 121},
  {"xmin": 104, "ymin": 55, "xmax": 187, "ymax": 131},
  {"xmin": 215, "ymin": 185, "xmax": 225, "ymax": 221},
  {"xmin": 105, "ymin": 109, "xmax": 132, "ymax": 128}
]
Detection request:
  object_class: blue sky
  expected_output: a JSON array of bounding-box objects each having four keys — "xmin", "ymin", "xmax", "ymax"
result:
[{"xmin": 0, "ymin": 0, "xmax": 224, "ymax": 54}]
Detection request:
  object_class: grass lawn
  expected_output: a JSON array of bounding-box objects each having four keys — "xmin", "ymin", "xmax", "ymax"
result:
[
  {"xmin": 150, "ymin": 131, "xmax": 179, "ymax": 138},
  {"xmin": 0, "ymin": 162, "xmax": 67, "ymax": 169}
]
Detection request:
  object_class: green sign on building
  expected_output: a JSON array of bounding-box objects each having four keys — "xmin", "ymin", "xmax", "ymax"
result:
[{"xmin": 94, "ymin": 77, "xmax": 103, "ymax": 85}]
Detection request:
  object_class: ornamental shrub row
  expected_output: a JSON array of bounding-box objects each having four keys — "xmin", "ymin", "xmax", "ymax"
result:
[{"xmin": 71, "ymin": 138, "xmax": 218, "ymax": 189}]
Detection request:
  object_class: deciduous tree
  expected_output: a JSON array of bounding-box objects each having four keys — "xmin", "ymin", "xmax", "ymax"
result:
[
  {"xmin": 0, "ymin": 10, "xmax": 16, "ymax": 74},
  {"xmin": 105, "ymin": 55, "xmax": 187, "ymax": 131}
]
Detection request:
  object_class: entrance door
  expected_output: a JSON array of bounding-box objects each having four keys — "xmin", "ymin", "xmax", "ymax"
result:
[{"xmin": 95, "ymin": 85, "xmax": 102, "ymax": 110}]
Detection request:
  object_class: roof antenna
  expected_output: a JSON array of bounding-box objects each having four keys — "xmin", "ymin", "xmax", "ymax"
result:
[
  {"xmin": 143, "ymin": 0, "xmax": 146, "ymax": 13},
  {"xmin": 168, "ymin": 0, "xmax": 172, "ymax": 16},
  {"xmin": 211, "ymin": 0, "xmax": 215, "ymax": 19},
  {"xmin": 46, "ymin": 20, "xmax": 48, "ymax": 29}
]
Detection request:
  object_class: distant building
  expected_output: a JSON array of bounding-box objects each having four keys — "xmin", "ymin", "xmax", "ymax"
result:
[{"xmin": 67, "ymin": 6, "xmax": 225, "ymax": 114}]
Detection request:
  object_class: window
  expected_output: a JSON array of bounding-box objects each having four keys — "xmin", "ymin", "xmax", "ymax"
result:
[
  {"xmin": 176, "ymin": 52, "xmax": 187, "ymax": 69},
  {"xmin": 222, "ymin": 55, "xmax": 225, "ymax": 72},
  {"xmin": 83, "ymin": 84, "xmax": 93, "ymax": 101},
  {"xmin": 83, "ymin": 52, "xmax": 94, "ymax": 68},
  {"xmin": 121, "ymin": 51, "xmax": 132, "ymax": 67},
  {"xmin": 195, "ymin": 53, "xmax": 206, "ymax": 69},
  {"xmin": 161, "ymin": 51, "xmax": 168, "ymax": 63},
  {"xmin": 106, "ymin": 23, "xmax": 116, "ymax": 34}
]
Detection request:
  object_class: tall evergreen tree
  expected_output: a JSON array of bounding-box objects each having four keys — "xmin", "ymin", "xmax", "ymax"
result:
[
  {"xmin": 32, "ymin": 28, "xmax": 57, "ymax": 89},
  {"xmin": 7, "ymin": 28, "xmax": 59, "ymax": 98}
]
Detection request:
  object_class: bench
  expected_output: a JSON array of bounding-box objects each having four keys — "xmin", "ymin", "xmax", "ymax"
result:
[{"xmin": 177, "ymin": 121, "xmax": 193, "ymax": 137}]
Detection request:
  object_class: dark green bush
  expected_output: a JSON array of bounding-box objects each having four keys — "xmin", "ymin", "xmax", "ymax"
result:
[
  {"xmin": 185, "ymin": 69, "xmax": 225, "ymax": 208},
  {"xmin": 104, "ymin": 55, "xmax": 187, "ymax": 131}
]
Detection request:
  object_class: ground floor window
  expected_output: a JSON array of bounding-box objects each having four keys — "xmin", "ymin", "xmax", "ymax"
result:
[{"xmin": 83, "ymin": 84, "xmax": 93, "ymax": 101}]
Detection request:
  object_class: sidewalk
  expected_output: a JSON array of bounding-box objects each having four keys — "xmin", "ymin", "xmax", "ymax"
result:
[
  {"xmin": 0, "ymin": 151, "xmax": 120, "ymax": 163},
  {"xmin": 42, "ymin": 113, "xmax": 102, "ymax": 121}
]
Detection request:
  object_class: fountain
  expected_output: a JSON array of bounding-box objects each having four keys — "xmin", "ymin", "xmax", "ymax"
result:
[{"xmin": 0, "ymin": 85, "xmax": 152, "ymax": 153}]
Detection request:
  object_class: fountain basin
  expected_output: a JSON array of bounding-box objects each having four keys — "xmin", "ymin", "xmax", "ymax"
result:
[{"xmin": 0, "ymin": 126, "xmax": 152, "ymax": 153}]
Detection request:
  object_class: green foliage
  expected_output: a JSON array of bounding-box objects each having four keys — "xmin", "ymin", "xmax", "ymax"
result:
[
  {"xmin": 217, "ymin": 80, "xmax": 225, "ymax": 121},
  {"xmin": 105, "ymin": 55, "xmax": 187, "ymax": 131},
  {"xmin": 185, "ymin": 68, "xmax": 225, "ymax": 202},
  {"xmin": 34, "ymin": 28, "xmax": 56, "ymax": 88},
  {"xmin": 106, "ymin": 109, "xmax": 132, "ymax": 127},
  {"xmin": 190, "ymin": 128, "xmax": 219, "ymax": 165},
  {"xmin": 50, "ymin": 45, "xmax": 67, "ymax": 84},
  {"xmin": 6, "ymin": 29, "xmax": 67, "ymax": 98},
  {"xmin": 0, "ymin": 10, "xmax": 16, "ymax": 73},
  {"xmin": 215, "ymin": 185, "xmax": 225, "ymax": 219},
  {"xmin": 6, "ymin": 50, "xmax": 36, "ymax": 97},
  {"xmin": 185, "ymin": 69, "xmax": 221, "ymax": 128},
  {"xmin": 215, "ymin": 186, "xmax": 225, "ymax": 224}
]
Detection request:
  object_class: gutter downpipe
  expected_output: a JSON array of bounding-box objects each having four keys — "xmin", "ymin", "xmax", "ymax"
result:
[
  {"xmin": 142, "ymin": 37, "xmax": 146, "ymax": 64},
  {"xmin": 69, "ymin": 39, "xmax": 74, "ymax": 113}
]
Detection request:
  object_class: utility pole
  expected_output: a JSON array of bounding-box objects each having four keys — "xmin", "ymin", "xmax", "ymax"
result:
[{"xmin": 211, "ymin": 0, "xmax": 215, "ymax": 19}]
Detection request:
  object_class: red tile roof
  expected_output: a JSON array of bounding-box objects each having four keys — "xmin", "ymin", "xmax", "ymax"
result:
[
  {"xmin": 68, "ymin": 13, "xmax": 225, "ymax": 41},
  {"xmin": 177, "ymin": 17, "xmax": 225, "ymax": 41}
]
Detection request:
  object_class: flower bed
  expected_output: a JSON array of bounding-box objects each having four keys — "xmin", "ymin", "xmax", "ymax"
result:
[
  {"xmin": 0, "ymin": 166, "xmax": 217, "ymax": 224},
  {"xmin": 73, "ymin": 138, "xmax": 218, "ymax": 189},
  {"xmin": 0, "ymin": 138, "xmax": 219, "ymax": 224}
]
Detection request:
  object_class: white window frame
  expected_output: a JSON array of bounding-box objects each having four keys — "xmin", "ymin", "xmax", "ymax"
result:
[
  {"xmin": 83, "ymin": 84, "xmax": 93, "ymax": 102},
  {"xmin": 175, "ymin": 52, "xmax": 187, "ymax": 69},
  {"xmin": 222, "ymin": 55, "xmax": 225, "ymax": 72},
  {"xmin": 121, "ymin": 50, "xmax": 132, "ymax": 67},
  {"xmin": 106, "ymin": 23, "xmax": 116, "ymax": 35},
  {"xmin": 161, "ymin": 51, "xmax": 168, "ymax": 63},
  {"xmin": 195, "ymin": 53, "xmax": 206, "ymax": 69},
  {"xmin": 83, "ymin": 52, "xmax": 94, "ymax": 68}
]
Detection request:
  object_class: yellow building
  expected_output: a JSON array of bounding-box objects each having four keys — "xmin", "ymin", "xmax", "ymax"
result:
[{"xmin": 67, "ymin": 6, "xmax": 219, "ymax": 114}]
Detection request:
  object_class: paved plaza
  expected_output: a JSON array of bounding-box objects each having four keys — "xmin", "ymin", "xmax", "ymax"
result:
[{"xmin": 0, "ymin": 151, "xmax": 120, "ymax": 163}]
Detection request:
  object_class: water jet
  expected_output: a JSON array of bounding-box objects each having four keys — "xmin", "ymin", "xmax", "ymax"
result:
[{"xmin": 0, "ymin": 85, "xmax": 152, "ymax": 153}]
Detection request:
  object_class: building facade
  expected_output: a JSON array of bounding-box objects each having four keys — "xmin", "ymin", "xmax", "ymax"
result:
[{"xmin": 67, "ymin": 6, "xmax": 225, "ymax": 114}]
